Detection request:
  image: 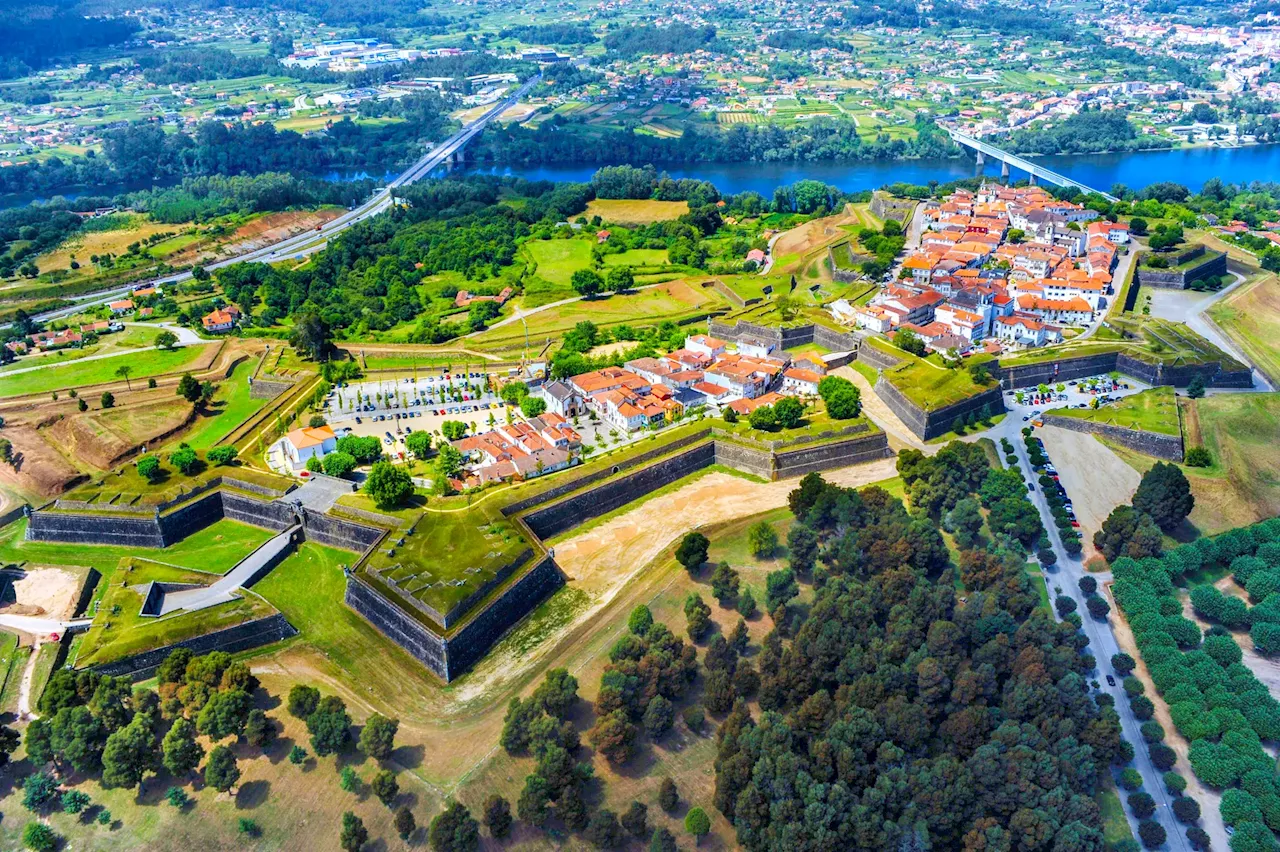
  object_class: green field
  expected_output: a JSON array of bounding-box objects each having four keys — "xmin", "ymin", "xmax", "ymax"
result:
[
  {"xmin": 165, "ymin": 358, "xmax": 268, "ymax": 450},
  {"xmin": 1207, "ymin": 267, "xmax": 1280, "ymax": 385},
  {"xmin": 75, "ymin": 558, "xmax": 278, "ymax": 668},
  {"xmin": 1053, "ymin": 387, "xmax": 1181, "ymax": 436},
  {"xmin": 524, "ymin": 238, "xmax": 594, "ymax": 286},
  {"xmin": 60, "ymin": 460, "xmax": 290, "ymax": 508},
  {"xmin": 602, "ymin": 248, "xmax": 670, "ymax": 266},
  {"xmin": 865, "ymin": 337, "xmax": 997, "ymax": 409},
  {"xmin": 0, "ymin": 343, "xmax": 214, "ymax": 398}
]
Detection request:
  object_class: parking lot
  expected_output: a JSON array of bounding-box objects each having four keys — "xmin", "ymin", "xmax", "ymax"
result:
[
  {"xmin": 1002, "ymin": 374, "xmax": 1150, "ymax": 424},
  {"xmin": 324, "ymin": 372, "xmax": 512, "ymax": 458}
]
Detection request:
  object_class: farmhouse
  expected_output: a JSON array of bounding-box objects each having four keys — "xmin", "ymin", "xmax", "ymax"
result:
[{"xmin": 202, "ymin": 306, "xmax": 242, "ymax": 333}]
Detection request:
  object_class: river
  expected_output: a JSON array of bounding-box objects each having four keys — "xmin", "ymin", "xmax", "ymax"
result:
[
  {"xmin": 6, "ymin": 143, "xmax": 1280, "ymax": 210},
  {"xmin": 450, "ymin": 143, "xmax": 1280, "ymax": 197}
]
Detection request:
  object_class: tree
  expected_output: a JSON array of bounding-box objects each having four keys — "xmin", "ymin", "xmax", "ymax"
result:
[
  {"xmin": 207, "ymin": 445, "xmax": 237, "ymax": 466},
  {"xmin": 22, "ymin": 772, "xmax": 58, "ymax": 811},
  {"xmin": 737, "ymin": 586, "xmax": 757, "ymax": 618},
  {"xmin": 722, "ymin": 406, "xmax": 738, "ymax": 423},
  {"xmin": 1128, "ymin": 791, "xmax": 1156, "ymax": 819},
  {"xmin": 307, "ymin": 695, "xmax": 351, "ymax": 756},
  {"xmin": 61, "ymin": 789, "xmax": 90, "ymax": 814},
  {"xmin": 155, "ymin": 330, "xmax": 179, "ymax": 350},
  {"xmin": 658, "ymin": 777, "xmax": 679, "ymax": 812},
  {"xmin": 340, "ymin": 812, "xmax": 368, "ymax": 852},
  {"xmin": 685, "ymin": 807, "xmax": 711, "ymax": 843},
  {"xmin": 1129, "ymin": 217, "xmax": 1149, "ymax": 236},
  {"xmin": 288, "ymin": 684, "xmax": 320, "ymax": 718},
  {"xmin": 628, "ymin": 605, "xmax": 653, "ymax": 636},
  {"xmin": 100, "ymin": 391, "xmax": 115, "ymax": 409},
  {"xmin": 196, "ymin": 687, "xmax": 251, "ymax": 741},
  {"xmin": 205, "ymin": 744, "xmax": 240, "ymax": 792},
  {"xmin": 405, "ymin": 430, "xmax": 432, "ymax": 460},
  {"xmin": 650, "ymin": 827, "xmax": 678, "ymax": 852},
  {"xmin": 675, "ymin": 531, "xmax": 709, "ymax": 573},
  {"xmin": 316, "ymin": 450, "xmax": 356, "ymax": 477},
  {"xmin": 1172, "ymin": 796, "xmax": 1201, "ymax": 823},
  {"xmin": 1137, "ymin": 820, "xmax": 1166, "ymax": 849},
  {"xmin": 245, "ymin": 709, "xmax": 274, "ymax": 747},
  {"xmin": 289, "ymin": 745, "xmax": 307, "ymax": 765},
  {"xmin": 1184, "ymin": 446, "xmax": 1211, "ymax": 467},
  {"xmin": 773, "ymin": 396, "xmax": 804, "ymax": 429},
  {"xmin": 532, "ymin": 668, "xmax": 578, "ymax": 718},
  {"xmin": 176, "ymin": 372, "xmax": 201, "ymax": 403},
  {"xmin": 589, "ymin": 709, "xmax": 637, "ymax": 764},
  {"xmin": 765, "ymin": 568, "xmax": 798, "ymax": 612},
  {"xmin": 360, "ymin": 713, "xmax": 399, "ymax": 760},
  {"xmin": 1132, "ymin": 461, "xmax": 1194, "ymax": 531},
  {"xmin": 428, "ymin": 799, "xmax": 479, "ymax": 852},
  {"xmin": 710, "ymin": 562, "xmax": 741, "ymax": 603},
  {"xmin": 748, "ymin": 405, "xmax": 778, "ymax": 432},
  {"xmin": 622, "ymin": 801, "xmax": 649, "ymax": 839},
  {"xmin": 1086, "ymin": 595, "xmax": 1111, "ymax": 619},
  {"xmin": 571, "ymin": 268, "xmax": 603, "ymax": 298},
  {"xmin": 895, "ymin": 328, "xmax": 927, "ymax": 356},
  {"xmin": 1094, "ymin": 505, "xmax": 1164, "ymax": 562},
  {"xmin": 365, "ymin": 460, "xmax": 413, "ymax": 509},
  {"xmin": 586, "ymin": 808, "xmax": 624, "ymax": 848},
  {"xmin": 483, "ymin": 794, "xmax": 512, "ymax": 839},
  {"xmin": 520, "ymin": 395, "xmax": 547, "ymax": 418},
  {"xmin": 137, "ymin": 455, "xmax": 162, "ymax": 482},
  {"xmin": 395, "ymin": 806, "xmax": 417, "ymax": 840},
  {"xmin": 517, "ymin": 774, "xmax": 551, "ymax": 826},
  {"xmin": 1187, "ymin": 375, "xmax": 1205, "ymax": 399},
  {"xmin": 115, "ymin": 364, "xmax": 133, "ymax": 390},
  {"xmin": 371, "ymin": 769, "xmax": 399, "ymax": 807},
  {"xmin": 684, "ymin": 593, "xmax": 712, "ymax": 641},
  {"xmin": 101, "ymin": 714, "xmax": 159, "ymax": 789},
  {"xmin": 748, "ymin": 521, "xmax": 778, "ymax": 558},
  {"xmin": 170, "ymin": 445, "xmax": 200, "ymax": 475},
  {"xmin": 291, "ymin": 311, "xmax": 334, "ymax": 361},
  {"xmin": 643, "ymin": 695, "xmax": 675, "ymax": 736},
  {"xmin": 22, "ymin": 823, "xmax": 57, "ymax": 852}
]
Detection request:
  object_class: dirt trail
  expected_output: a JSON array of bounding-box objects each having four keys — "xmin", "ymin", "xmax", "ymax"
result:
[
  {"xmin": 451, "ymin": 459, "xmax": 898, "ymax": 704},
  {"xmin": 17, "ymin": 641, "xmax": 40, "ymax": 720},
  {"xmin": 832, "ymin": 365, "xmax": 926, "ymax": 451},
  {"xmin": 1039, "ymin": 425, "xmax": 1141, "ymax": 561},
  {"xmin": 1109, "ymin": 584, "xmax": 1229, "ymax": 850}
]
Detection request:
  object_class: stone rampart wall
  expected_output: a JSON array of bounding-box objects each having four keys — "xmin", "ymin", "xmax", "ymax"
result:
[
  {"xmin": 773, "ymin": 432, "xmax": 893, "ymax": 478},
  {"xmin": 712, "ymin": 442, "xmax": 774, "ymax": 479},
  {"xmin": 992, "ymin": 351, "xmax": 1120, "ymax": 389},
  {"xmin": 855, "ymin": 344, "xmax": 904, "ymax": 372},
  {"xmin": 1135, "ymin": 248, "xmax": 1227, "ymax": 291},
  {"xmin": 249, "ymin": 378, "xmax": 295, "ymax": 400},
  {"xmin": 90, "ymin": 614, "xmax": 297, "ymax": 681},
  {"xmin": 522, "ymin": 443, "xmax": 717, "ymax": 540},
  {"xmin": 345, "ymin": 575, "xmax": 449, "ymax": 680},
  {"xmin": 1041, "ymin": 415, "xmax": 1184, "ymax": 461},
  {"xmin": 812, "ymin": 325, "xmax": 862, "ymax": 352},
  {"xmin": 221, "ymin": 492, "xmax": 295, "ymax": 533},
  {"xmin": 502, "ymin": 429, "xmax": 712, "ymax": 517},
  {"xmin": 159, "ymin": 491, "xmax": 228, "ymax": 546},
  {"xmin": 443, "ymin": 556, "xmax": 564, "ymax": 680},
  {"xmin": 874, "ymin": 378, "xmax": 1005, "ymax": 441},
  {"xmin": 26, "ymin": 511, "xmax": 165, "ymax": 548},
  {"xmin": 300, "ymin": 507, "xmax": 383, "ymax": 552}
]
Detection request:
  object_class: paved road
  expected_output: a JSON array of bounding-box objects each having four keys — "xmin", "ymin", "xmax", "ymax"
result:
[
  {"xmin": 20, "ymin": 78, "xmax": 538, "ymax": 327},
  {"xmin": 0, "ymin": 614, "xmax": 92, "ymax": 635},
  {"xmin": 999, "ymin": 416, "xmax": 1191, "ymax": 851}
]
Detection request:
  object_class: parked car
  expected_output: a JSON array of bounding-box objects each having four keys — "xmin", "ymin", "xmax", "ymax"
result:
[{"xmin": 1106, "ymin": 675, "xmax": 1115, "ymax": 687}]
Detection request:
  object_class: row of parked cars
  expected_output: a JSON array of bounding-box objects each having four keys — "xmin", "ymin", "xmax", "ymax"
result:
[{"xmin": 1029, "ymin": 435, "xmax": 1078, "ymax": 529}]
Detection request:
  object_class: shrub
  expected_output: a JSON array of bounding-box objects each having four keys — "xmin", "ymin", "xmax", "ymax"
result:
[
  {"xmin": 658, "ymin": 777, "xmax": 678, "ymax": 812},
  {"xmin": 1128, "ymin": 791, "xmax": 1156, "ymax": 819},
  {"xmin": 1172, "ymin": 796, "xmax": 1200, "ymax": 823},
  {"xmin": 1163, "ymin": 771, "xmax": 1186, "ymax": 794},
  {"xmin": 1184, "ymin": 446, "xmax": 1211, "ymax": 467},
  {"xmin": 22, "ymin": 822, "xmax": 57, "ymax": 852},
  {"xmin": 1138, "ymin": 820, "xmax": 1166, "ymax": 850},
  {"xmin": 1119, "ymin": 768, "xmax": 1143, "ymax": 791}
]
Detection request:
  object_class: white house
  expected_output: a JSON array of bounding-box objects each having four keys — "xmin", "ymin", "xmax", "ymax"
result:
[
  {"xmin": 685, "ymin": 334, "xmax": 727, "ymax": 358},
  {"xmin": 782, "ymin": 368, "xmax": 822, "ymax": 396},
  {"xmin": 278, "ymin": 424, "xmax": 337, "ymax": 470}
]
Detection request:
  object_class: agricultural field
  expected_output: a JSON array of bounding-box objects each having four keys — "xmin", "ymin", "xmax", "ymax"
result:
[
  {"xmin": 1054, "ymin": 386, "xmax": 1182, "ymax": 436},
  {"xmin": 523, "ymin": 238, "xmax": 594, "ymax": 287},
  {"xmin": 585, "ymin": 198, "xmax": 689, "ymax": 224}
]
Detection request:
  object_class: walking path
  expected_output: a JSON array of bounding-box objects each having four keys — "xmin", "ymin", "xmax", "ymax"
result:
[
  {"xmin": 0, "ymin": 614, "xmax": 92, "ymax": 635},
  {"xmin": 159, "ymin": 525, "xmax": 299, "ymax": 615},
  {"xmin": 17, "ymin": 643, "xmax": 40, "ymax": 720},
  {"xmin": 0, "ymin": 323, "xmax": 207, "ymax": 380}
]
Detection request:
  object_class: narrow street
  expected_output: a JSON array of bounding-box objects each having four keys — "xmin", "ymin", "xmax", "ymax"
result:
[{"xmin": 1001, "ymin": 415, "xmax": 1191, "ymax": 850}]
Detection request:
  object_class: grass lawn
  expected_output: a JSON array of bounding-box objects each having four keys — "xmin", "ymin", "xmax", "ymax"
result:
[
  {"xmin": 360, "ymin": 499, "xmax": 533, "ymax": 619},
  {"xmin": 469, "ymin": 280, "xmax": 728, "ymax": 353},
  {"xmin": 1208, "ymin": 267, "xmax": 1280, "ymax": 385},
  {"xmin": 164, "ymin": 358, "xmax": 267, "ymax": 450},
  {"xmin": 0, "ymin": 630, "xmax": 19, "ymax": 712},
  {"xmin": 713, "ymin": 407, "xmax": 880, "ymax": 450},
  {"xmin": 60, "ymin": 461, "xmax": 290, "ymax": 508},
  {"xmin": 523, "ymin": 238, "xmax": 593, "ymax": 286},
  {"xmin": 584, "ymin": 198, "xmax": 689, "ymax": 224},
  {"xmin": 865, "ymin": 337, "xmax": 997, "ymax": 409},
  {"xmin": 1053, "ymin": 387, "xmax": 1181, "ymax": 436},
  {"xmin": 1179, "ymin": 393, "xmax": 1280, "ymax": 535},
  {"xmin": 74, "ymin": 558, "xmax": 278, "ymax": 668},
  {"xmin": 602, "ymin": 248, "xmax": 670, "ymax": 266},
  {"xmin": 0, "ymin": 343, "xmax": 214, "ymax": 398},
  {"xmin": 1097, "ymin": 782, "xmax": 1135, "ymax": 847}
]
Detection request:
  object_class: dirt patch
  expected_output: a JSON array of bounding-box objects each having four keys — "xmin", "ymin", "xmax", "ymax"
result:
[
  {"xmin": 45, "ymin": 398, "xmax": 194, "ymax": 470},
  {"xmin": 174, "ymin": 210, "xmax": 344, "ymax": 266},
  {"xmin": 2, "ymin": 567, "xmax": 80, "ymax": 621},
  {"xmin": 1109, "ymin": 582, "xmax": 1229, "ymax": 849},
  {"xmin": 772, "ymin": 210, "xmax": 858, "ymax": 258},
  {"xmin": 1040, "ymin": 425, "xmax": 1141, "ymax": 561},
  {"xmin": 0, "ymin": 421, "xmax": 84, "ymax": 497}
]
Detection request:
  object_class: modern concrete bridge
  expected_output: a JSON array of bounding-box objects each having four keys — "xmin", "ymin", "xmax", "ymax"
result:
[{"xmin": 942, "ymin": 127, "xmax": 1119, "ymax": 202}]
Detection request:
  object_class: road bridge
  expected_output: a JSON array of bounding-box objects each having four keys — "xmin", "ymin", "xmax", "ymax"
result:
[
  {"xmin": 22, "ymin": 77, "xmax": 540, "ymax": 325},
  {"xmin": 943, "ymin": 127, "xmax": 1119, "ymax": 202}
]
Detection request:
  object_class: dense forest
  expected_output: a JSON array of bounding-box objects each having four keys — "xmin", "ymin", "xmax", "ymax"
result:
[
  {"xmin": 473, "ymin": 116, "xmax": 958, "ymax": 165},
  {"xmin": 602, "ymin": 24, "xmax": 724, "ymax": 59},
  {"xmin": 1007, "ymin": 109, "xmax": 1173, "ymax": 156},
  {"xmin": 498, "ymin": 23, "xmax": 597, "ymax": 45},
  {"xmin": 0, "ymin": 0, "xmax": 139, "ymax": 79},
  {"xmin": 713, "ymin": 467, "xmax": 1125, "ymax": 849}
]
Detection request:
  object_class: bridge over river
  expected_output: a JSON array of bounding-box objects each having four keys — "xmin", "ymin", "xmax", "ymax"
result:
[{"xmin": 942, "ymin": 127, "xmax": 1120, "ymax": 202}]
